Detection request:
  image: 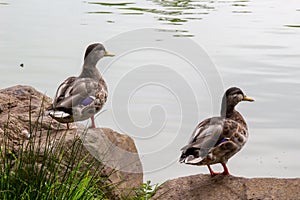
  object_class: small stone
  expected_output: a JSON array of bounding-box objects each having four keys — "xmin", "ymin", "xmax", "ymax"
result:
[{"xmin": 21, "ymin": 129, "xmax": 30, "ymax": 139}]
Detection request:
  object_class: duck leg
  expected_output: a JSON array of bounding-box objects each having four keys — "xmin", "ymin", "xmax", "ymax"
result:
[
  {"xmin": 207, "ymin": 163, "xmax": 230, "ymax": 176},
  {"xmin": 221, "ymin": 162, "xmax": 230, "ymax": 175},
  {"xmin": 67, "ymin": 123, "xmax": 70, "ymax": 129},
  {"xmin": 207, "ymin": 165, "xmax": 217, "ymax": 176},
  {"xmin": 90, "ymin": 115, "xmax": 96, "ymax": 128}
]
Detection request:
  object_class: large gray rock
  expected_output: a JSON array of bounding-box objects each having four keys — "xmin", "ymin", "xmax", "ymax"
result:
[
  {"xmin": 0, "ymin": 85, "xmax": 143, "ymax": 198},
  {"xmin": 153, "ymin": 174, "xmax": 300, "ymax": 200}
]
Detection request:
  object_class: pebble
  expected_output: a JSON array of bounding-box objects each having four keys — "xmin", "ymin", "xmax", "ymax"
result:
[{"xmin": 21, "ymin": 129, "xmax": 30, "ymax": 139}]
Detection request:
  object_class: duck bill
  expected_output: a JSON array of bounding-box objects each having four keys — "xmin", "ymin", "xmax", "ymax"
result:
[
  {"xmin": 104, "ymin": 51, "xmax": 115, "ymax": 57},
  {"xmin": 243, "ymin": 96, "xmax": 254, "ymax": 102}
]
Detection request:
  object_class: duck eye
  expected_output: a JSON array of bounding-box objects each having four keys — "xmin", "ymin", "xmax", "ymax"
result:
[
  {"xmin": 237, "ymin": 93, "xmax": 244, "ymax": 100},
  {"xmin": 230, "ymin": 93, "xmax": 243, "ymax": 101}
]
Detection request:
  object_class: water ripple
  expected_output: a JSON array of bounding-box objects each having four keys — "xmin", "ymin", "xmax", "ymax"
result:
[{"xmin": 85, "ymin": 0, "xmax": 250, "ymax": 37}]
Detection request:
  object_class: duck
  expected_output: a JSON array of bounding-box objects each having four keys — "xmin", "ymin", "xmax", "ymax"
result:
[
  {"xmin": 47, "ymin": 43, "xmax": 114, "ymax": 129},
  {"xmin": 179, "ymin": 87, "xmax": 254, "ymax": 176}
]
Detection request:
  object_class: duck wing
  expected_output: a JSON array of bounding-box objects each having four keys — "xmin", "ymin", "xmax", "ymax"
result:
[
  {"xmin": 51, "ymin": 76, "xmax": 76, "ymax": 107},
  {"xmin": 48, "ymin": 77, "xmax": 107, "ymax": 121},
  {"xmin": 179, "ymin": 117, "xmax": 224, "ymax": 164}
]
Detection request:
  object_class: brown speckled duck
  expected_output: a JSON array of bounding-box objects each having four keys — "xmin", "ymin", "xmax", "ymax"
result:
[
  {"xmin": 47, "ymin": 43, "xmax": 114, "ymax": 129},
  {"xmin": 179, "ymin": 87, "xmax": 254, "ymax": 176}
]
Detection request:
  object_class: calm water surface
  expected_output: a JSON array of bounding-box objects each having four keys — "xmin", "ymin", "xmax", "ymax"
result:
[{"xmin": 1, "ymin": 0, "xmax": 300, "ymax": 184}]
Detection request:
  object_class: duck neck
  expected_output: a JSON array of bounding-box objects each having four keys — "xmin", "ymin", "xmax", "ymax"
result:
[
  {"xmin": 220, "ymin": 95, "xmax": 235, "ymax": 118},
  {"xmin": 221, "ymin": 104, "xmax": 235, "ymax": 118},
  {"xmin": 220, "ymin": 97, "xmax": 247, "ymax": 127},
  {"xmin": 79, "ymin": 63, "xmax": 101, "ymax": 80}
]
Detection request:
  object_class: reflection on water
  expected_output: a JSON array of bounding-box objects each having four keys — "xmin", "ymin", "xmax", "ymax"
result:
[
  {"xmin": 285, "ymin": 24, "xmax": 300, "ymax": 29},
  {"xmin": 86, "ymin": 0, "xmax": 251, "ymax": 36},
  {"xmin": 231, "ymin": 0, "xmax": 251, "ymax": 13},
  {"xmin": 134, "ymin": 0, "xmax": 215, "ymax": 26},
  {"xmin": 88, "ymin": 2, "xmax": 134, "ymax": 6},
  {"xmin": 157, "ymin": 29, "xmax": 194, "ymax": 37}
]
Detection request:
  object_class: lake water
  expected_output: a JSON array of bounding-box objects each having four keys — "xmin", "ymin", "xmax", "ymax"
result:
[{"xmin": 1, "ymin": 0, "xmax": 300, "ymax": 184}]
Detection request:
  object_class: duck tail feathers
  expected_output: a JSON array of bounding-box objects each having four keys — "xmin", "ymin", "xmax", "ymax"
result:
[
  {"xmin": 48, "ymin": 110, "xmax": 71, "ymax": 118},
  {"xmin": 179, "ymin": 154, "xmax": 203, "ymax": 164}
]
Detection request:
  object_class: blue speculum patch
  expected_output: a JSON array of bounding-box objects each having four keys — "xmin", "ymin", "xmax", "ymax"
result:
[
  {"xmin": 81, "ymin": 96, "xmax": 95, "ymax": 106},
  {"xmin": 215, "ymin": 138, "xmax": 229, "ymax": 146}
]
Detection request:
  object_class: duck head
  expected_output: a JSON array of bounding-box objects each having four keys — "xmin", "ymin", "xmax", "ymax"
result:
[
  {"xmin": 84, "ymin": 43, "xmax": 114, "ymax": 66},
  {"xmin": 221, "ymin": 87, "xmax": 254, "ymax": 117}
]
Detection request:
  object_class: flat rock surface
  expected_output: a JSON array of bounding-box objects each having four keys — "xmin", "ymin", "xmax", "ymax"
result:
[{"xmin": 153, "ymin": 174, "xmax": 300, "ymax": 200}]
